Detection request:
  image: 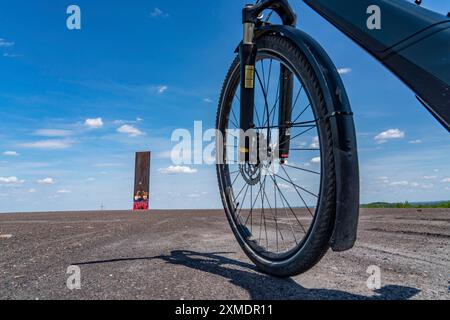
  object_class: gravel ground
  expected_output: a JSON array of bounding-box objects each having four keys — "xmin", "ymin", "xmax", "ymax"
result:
[{"xmin": 0, "ymin": 208, "xmax": 448, "ymax": 300}]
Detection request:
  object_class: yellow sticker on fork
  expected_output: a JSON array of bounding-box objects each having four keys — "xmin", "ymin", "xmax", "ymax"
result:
[{"xmin": 244, "ymin": 65, "xmax": 255, "ymax": 89}]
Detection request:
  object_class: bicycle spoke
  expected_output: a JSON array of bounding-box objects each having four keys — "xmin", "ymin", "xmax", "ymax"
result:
[
  {"xmin": 292, "ymin": 103, "xmax": 311, "ymax": 124},
  {"xmin": 230, "ymin": 109, "xmax": 239, "ymax": 128},
  {"xmin": 253, "ymin": 123, "xmax": 316, "ymax": 130},
  {"xmin": 271, "ymin": 175, "xmax": 304, "ymax": 241},
  {"xmin": 269, "ymin": 75, "xmax": 281, "ymax": 127},
  {"xmin": 221, "ymin": 53, "xmax": 324, "ymax": 259},
  {"xmin": 261, "ymin": 178, "xmax": 286, "ymax": 251},
  {"xmin": 250, "ymin": 185, "xmax": 253, "ymax": 233},
  {"xmin": 279, "ymin": 125, "xmax": 317, "ymax": 146},
  {"xmin": 278, "ymin": 190, "xmax": 299, "ymax": 245},
  {"xmin": 235, "ymin": 184, "xmax": 250, "ymax": 220},
  {"xmin": 261, "ymin": 176, "xmax": 269, "ymax": 249},
  {"xmin": 292, "ymin": 85, "xmax": 304, "ymax": 113},
  {"xmin": 281, "ymin": 165, "xmax": 314, "ymax": 218},
  {"xmin": 270, "ymin": 174, "xmax": 307, "ymax": 234},
  {"xmin": 261, "ymin": 59, "xmax": 267, "ymax": 93},
  {"xmin": 255, "ymin": 69, "xmax": 271, "ymax": 131},
  {"xmin": 234, "ymin": 181, "xmax": 248, "ymax": 201},
  {"xmin": 273, "ymin": 172, "xmax": 319, "ymax": 199},
  {"xmin": 283, "ymin": 163, "xmax": 320, "ymax": 175},
  {"xmin": 231, "ymin": 172, "xmax": 240, "ymax": 187},
  {"xmin": 258, "ymin": 176, "xmax": 267, "ymax": 245},
  {"xmin": 266, "ymin": 59, "xmax": 273, "ymax": 96},
  {"xmin": 244, "ymin": 178, "xmax": 264, "ymax": 227}
]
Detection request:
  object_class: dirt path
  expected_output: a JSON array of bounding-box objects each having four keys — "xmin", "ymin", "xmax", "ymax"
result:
[{"xmin": 0, "ymin": 209, "xmax": 448, "ymax": 300}]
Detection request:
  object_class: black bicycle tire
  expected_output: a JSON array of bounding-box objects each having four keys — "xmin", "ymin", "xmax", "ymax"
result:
[{"xmin": 216, "ymin": 34, "xmax": 337, "ymax": 277}]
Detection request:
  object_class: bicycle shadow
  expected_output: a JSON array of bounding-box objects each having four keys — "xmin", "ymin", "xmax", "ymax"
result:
[
  {"xmin": 159, "ymin": 250, "xmax": 420, "ymax": 300},
  {"xmin": 75, "ymin": 250, "xmax": 420, "ymax": 300}
]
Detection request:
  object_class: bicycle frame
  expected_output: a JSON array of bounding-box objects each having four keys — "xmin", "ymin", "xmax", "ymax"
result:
[
  {"xmin": 305, "ymin": 0, "xmax": 450, "ymax": 131},
  {"xmin": 241, "ymin": 0, "xmax": 450, "ymax": 132},
  {"xmin": 240, "ymin": 0, "xmax": 450, "ymax": 133}
]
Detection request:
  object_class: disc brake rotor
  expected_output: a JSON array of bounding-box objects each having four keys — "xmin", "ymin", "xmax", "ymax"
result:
[{"xmin": 239, "ymin": 163, "xmax": 261, "ymax": 186}]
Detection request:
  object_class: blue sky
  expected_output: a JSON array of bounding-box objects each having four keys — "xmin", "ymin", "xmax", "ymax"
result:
[{"xmin": 0, "ymin": 0, "xmax": 449, "ymax": 212}]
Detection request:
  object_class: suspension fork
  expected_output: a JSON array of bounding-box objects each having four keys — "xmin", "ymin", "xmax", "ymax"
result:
[
  {"xmin": 239, "ymin": 6, "xmax": 257, "ymax": 164},
  {"xmin": 239, "ymin": 1, "xmax": 296, "ymax": 164}
]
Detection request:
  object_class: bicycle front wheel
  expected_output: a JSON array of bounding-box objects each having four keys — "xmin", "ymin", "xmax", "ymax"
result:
[{"xmin": 216, "ymin": 34, "xmax": 337, "ymax": 277}]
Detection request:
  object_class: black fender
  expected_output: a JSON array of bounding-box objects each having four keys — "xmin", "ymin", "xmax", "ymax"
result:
[{"xmin": 252, "ymin": 25, "xmax": 361, "ymax": 252}]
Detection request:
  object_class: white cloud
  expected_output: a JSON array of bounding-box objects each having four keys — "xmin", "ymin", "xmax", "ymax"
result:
[
  {"xmin": 410, "ymin": 182, "xmax": 434, "ymax": 189},
  {"xmin": 0, "ymin": 176, "xmax": 25, "ymax": 184},
  {"xmin": 85, "ymin": 178, "xmax": 95, "ymax": 182},
  {"xmin": 278, "ymin": 183, "xmax": 294, "ymax": 191},
  {"xmin": 374, "ymin": 129, "xmax": 405, "ymax": 144},
  {"xmin": 38, "ymin": 177, "xmax": 55, "ymax": 185},
  {"xmin": 3, "ymin": 53, "xmax": 21, "ymax": 58},
  {"xmin": 85, "ymin": 118, "xmax": 104, "ymax": 129},
  {"xmin": 28, "ymin": 188, "xmax": 37, "ymax": 193},
  {"xmin": 409, "ymin": 140, "xmax": 422, "ymax": 144},
  {"xmin": 337, "ymin": 68, "xmax": 351, "ymax": 75},
  {"xmin": 442, "ymin": 178, "xmax": 450, "ymax": 183},
  {"xmin": 158, "ymin": 166, "xmax": 198, "ymax": 175},
  {"xmin": 117, "ymin": 125, "xmax": 144, "ymax": 137},
  {"xmin": 113, "ymin": 118, "xmax": 144, "ymax": 125},
  {"xmin": 389, "ymin": 181, "xmax": 409, "ymax": 186},
  {"xmin": 310, "ymin": 136, "xmax": 319, "ymax": 149},
  {"xmin": 188, "ymin": 193, "xmax": 201, "ymax": 198},
  {"xmin": 3, "ymin": 151, "xmax": 19, "ymax": 156},
  {"xmin": 311, "ymin": 157, "xmax": 321, "ymax": 164},
  {"xmin": 157, "ymin": 85, "xmax": 168, "ymax": 94},
  {"xmin": 34, "ymin": 129, "xmax": 73, "ymax": 137},
  {"xmin": 0, "ymin": 38, "xmax": 14, "ymax": 47},
  {"xmin": 423, "ymin": 176, "xmax": 437, "ymax": 180},
  {"xmin": 57, "ymin": 189, "xmax": 71, "ymax": 194},
  {"xmin": 203, "ymin": 98, "xmax": 213, "ymax": 103},
  {"xmin": 376, "ymin": 176, "xmax": 390, "ymax": 184},
  {"xmin": 150, "ymin": 8, "xmax": 168, "ymax": 18},
  {"xmin": 20, "ymin": 139, "xmax": 73, "ymax": 150}
]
